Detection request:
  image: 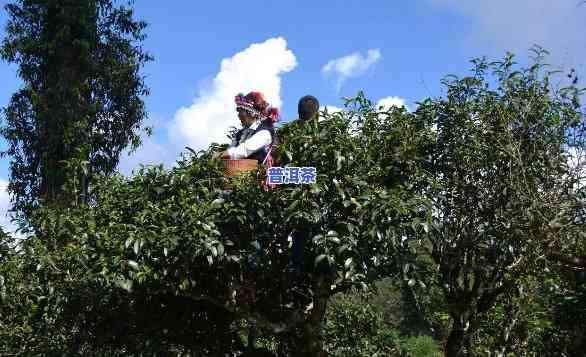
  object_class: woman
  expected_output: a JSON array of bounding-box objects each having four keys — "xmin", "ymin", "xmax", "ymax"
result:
[{"xmin": 220, "ymin": 91, "xmax": 278, "ymax": 165}]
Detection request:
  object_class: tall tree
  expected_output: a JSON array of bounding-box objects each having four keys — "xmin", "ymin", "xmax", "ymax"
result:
[
  {"xmin": 0, "ymin": 0, "xmax": 152, "ymax": 219},
  {"xmin": 416, "ymin": 50, "xmax": 586, "ymax": 356}
]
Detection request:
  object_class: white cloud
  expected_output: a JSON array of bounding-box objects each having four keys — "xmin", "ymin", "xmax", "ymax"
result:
[
  {"xmin": 568, "ymin": 147, "xmax": 586, "ymax": 190},
  {"xmin": 320, "ymin": 105, "xmax": 362, "ymax": 135},
  {"xmin": 322, "ymin": 49, "xmax": 382, "ymax": 93},
  {"xmin": 0, "ymin": 180, "xmax": 16, "ymax": 235},
  {"xmin": 169, "ymin": 37, "xmax": 297, "ymax": 152},
  {"xmin": 117, "ymin": 134, "xmax": 172, "ymax": 176},
  {"xmin": 320, "ymin": 105, "xmax": 343, "ymax": 115},
  {"xmin": 320, "ymin": 97, "xmax": 408, "ymax": 115},
  {"xmin": 430, "ymin": 0, "xmax": 585, "ymax": 68},
  {"xmin": 317, "ymin": 105, "xmax": 344, "ymax": 123},
  {"xmin": 377, "ymin": 96, "xmax": 408, "ymax": 111},
  {"xmin": 117, "ymin": 114, "xmax": 177, "ymax": 176}
]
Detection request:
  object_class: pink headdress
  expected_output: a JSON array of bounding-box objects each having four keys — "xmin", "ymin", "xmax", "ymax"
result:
[
  {"xmin": 235, "ymin": 91, "xmax": 280, "ymax": 124},
  {"xmin": 235, "ymin": 92, "xmax": 267, "ymax": 119}
]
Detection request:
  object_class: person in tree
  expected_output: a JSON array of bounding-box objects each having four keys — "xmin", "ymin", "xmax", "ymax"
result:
[
  {"xmin": 220, "ymin": 91, "xmax": 279, "ymax": 167},
  {"xmin": 218, "ymin": 92, "xmax": 279, "ymax": 315},
  {"xmin": 297, "ymin": 95, "xmax": 320, "ymax": 123},
  {"xmin": 281, "ymin": 95, "xmax": 320, "ymax": 277},
  {"xmin": 275, "ymin": 95, "xmax": 320, "ymax": 148}
]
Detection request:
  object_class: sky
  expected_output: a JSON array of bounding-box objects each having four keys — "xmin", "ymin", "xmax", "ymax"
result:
[{"xmin": 0, "ymin": 0, "xmax": 585, "ymax": 233}]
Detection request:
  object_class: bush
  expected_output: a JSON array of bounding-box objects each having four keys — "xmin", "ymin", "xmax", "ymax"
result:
[
  {"xmin": 325, "ymin": 291, "xmax": 400, "ymax": 356},
  {"xmin": 398, "ymin": 335, "xmax": 442, "ymax": 357},
  {"xmin": 324, "ymin": 288, "xmax": 443, "ymax": 357}
]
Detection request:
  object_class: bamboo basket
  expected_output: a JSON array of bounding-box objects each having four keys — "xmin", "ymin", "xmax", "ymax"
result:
[{"xmin": 222, "ymin": 159, "xmax": 258, "ymax": 178}]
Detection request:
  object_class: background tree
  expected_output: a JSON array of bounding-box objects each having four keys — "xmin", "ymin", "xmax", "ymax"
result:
[
  {"xmin": 414, "ymin": 49, "xmax": 586, "ymax": 356},
  {"xmin": 0, "ymin": 0, "xmax": 152, "ymax": 219}
]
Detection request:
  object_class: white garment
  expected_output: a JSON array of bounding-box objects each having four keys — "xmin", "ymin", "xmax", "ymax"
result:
[{"xmin": 227, "ymin": 120, "xmax": 272, "ymax": 159}]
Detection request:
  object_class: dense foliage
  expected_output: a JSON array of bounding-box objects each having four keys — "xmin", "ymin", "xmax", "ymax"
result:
[
  {"xmin": 416, "ymin": 50, "xmax": 586, "ymax": 356},
  {"xmin": 0, "ymin": 41, "xmax": 585, "ymax": 357},
  {"xmin": 0, "ymin": 90, "xmax": 433, "ymax": 355}
]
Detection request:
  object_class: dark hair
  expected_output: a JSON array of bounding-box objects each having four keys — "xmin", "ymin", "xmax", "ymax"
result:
[{"xmin": 298, "ymin": 95, "xmax": 320, "ymax": 121}]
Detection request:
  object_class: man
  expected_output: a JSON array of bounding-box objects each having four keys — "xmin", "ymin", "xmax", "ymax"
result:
[
  {"xmin": 297, "ymin": 95, "xmax": 320, "ymax": 123},
  {"xmin": 275, "ymin": 95, "xmax": 320, "ymax": 148},
  {"xmin": 283, "ymin": 95, "xmax": 320, "ymax": 277}
]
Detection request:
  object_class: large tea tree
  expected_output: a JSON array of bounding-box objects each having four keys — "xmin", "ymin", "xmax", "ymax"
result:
[
  {"xmin": 0, "ymin": 98, "xmax": 434, "ymax": 356},
  {"xmin": 416, "ymin": 51, "xmax": 586, "ymax": 357},
  {"xmin": 0, "ymin": 0, "xmax": 152, "ymax": 218}
]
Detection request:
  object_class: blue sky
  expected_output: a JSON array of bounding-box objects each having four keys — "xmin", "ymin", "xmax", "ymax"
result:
[{"xmin": 0, "ymin": 0, "xmax": 585, "ymax": 232}]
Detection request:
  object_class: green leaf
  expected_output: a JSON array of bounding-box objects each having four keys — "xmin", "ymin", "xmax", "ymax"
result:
[
  {"xmin": 327, "ymin": 255, "xmax": 335, "ymax": 267},
  {"xmin": 315, "ymin": 254, "xmax": 327, "ymax": 266},
  {"xmin": 128, "ymin": 260, "xmax": 139, "ymax": 270},
  {"xmin": 337, "ymin": 244, "xmax": 350, "ymax": 255},
  {"xmin": 116, "ymin": 279, "xmax": 133, "ymax": 292},
  {"xmin": 344, "ymin": 258, "xmax": 353, "ymax": 269},
  {"xmin": 287, "ymin": 200, "xmax": 300, "ymax": 212},
  {"xmin": 329, "ymin": 236, "xmax": 341, "ymax": 244},
  {"xmin": 180, "ymin": 278, "xmax": 190, "ymax": 291},
  {"xmin": 211, "ymin": 198, "xmax": 225, "ymax": 208},
  {"xmin": 335, "ymin": 151, "xmax": 343, "ymax": 171},
  {"xmin": 312, "ymin": 234, "xmax": 324, "ymax": 244}
]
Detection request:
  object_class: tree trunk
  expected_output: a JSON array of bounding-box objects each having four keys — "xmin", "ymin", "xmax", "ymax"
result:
[
  {"xmin": 445, "ymin": 319, "xmax": 470, "ymax": 357},
  {"xmin": 494, "ymin": 301, "xmax": 520, "ymax": 357},
  {"xmin": 248, "ymin": 324, "xmax": 258, "ymax": 352},
  {"xmin": 299, "ymin": 319, "xmax": 326, "ymax": 357},
  {"xmin": 295, "ymin": 275, "xmax": 331, "ymax": 357}
]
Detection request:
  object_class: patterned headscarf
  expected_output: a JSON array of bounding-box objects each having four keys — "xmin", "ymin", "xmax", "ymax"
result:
[{"xmin": 235, "ymin": 91, "xmax": 280, "ymax": 125}]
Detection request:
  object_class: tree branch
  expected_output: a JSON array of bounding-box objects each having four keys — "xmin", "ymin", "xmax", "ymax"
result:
[{"xmin": 548, "ymin": 252, "xmax": 586, "ymax": 271}]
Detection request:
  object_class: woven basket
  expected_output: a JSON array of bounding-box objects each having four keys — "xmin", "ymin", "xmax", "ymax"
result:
[{"xmin": 222, "ymin": 159, "xmax": 258, "ymax": 178}]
